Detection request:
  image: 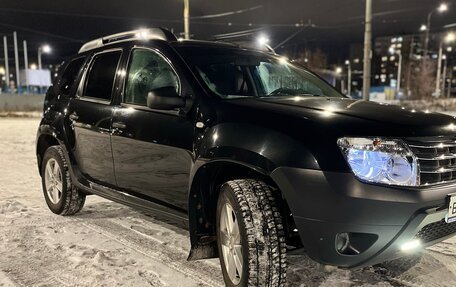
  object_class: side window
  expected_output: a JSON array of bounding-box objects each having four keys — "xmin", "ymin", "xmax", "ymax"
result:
[
  {"xmin": 124, "ymin": 49, "xmax": 179, "ymax": 106},
  {"xmin": 83, "ymin": 51, "xmax": 122, "ymax": 101},
  {"xmin": 59, "ymin": 57, "xmax": 85, "ymax": 95}
]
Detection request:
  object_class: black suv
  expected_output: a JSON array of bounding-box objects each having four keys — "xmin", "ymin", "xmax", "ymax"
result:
[{"xmin": 37, "ymin": 28, "xmax": 456, "ymax": 287}]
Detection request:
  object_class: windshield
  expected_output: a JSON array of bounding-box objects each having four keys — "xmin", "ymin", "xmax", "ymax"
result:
[{"xmin": 176, "ymin": 46, "xmax": 344, "ymax": 99}]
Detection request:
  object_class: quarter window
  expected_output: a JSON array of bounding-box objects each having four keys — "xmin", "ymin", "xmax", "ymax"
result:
[
  {"xmin": 59, "ymin": 57, "xmax": 85, "ymax": 95},
  {"xmin": 124, "ymin": 49, "xmax": 179, "ymax": 106},
  {"xmin": 84, "ymin": 51, "xmax": 122, "ymax": 101}
]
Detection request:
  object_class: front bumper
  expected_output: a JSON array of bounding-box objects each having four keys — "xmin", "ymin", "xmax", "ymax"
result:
[{"xmin": 271, "ymin": 167, "xmax": 456, "ymax": 268}]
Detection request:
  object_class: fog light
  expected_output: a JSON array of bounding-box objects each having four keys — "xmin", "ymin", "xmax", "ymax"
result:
[
  {"xmin": 335, "ymin": 232, "xmax": 350, "ymax": 253},
  {"xmin": 335, "ymin": 232, "xmax": 378, "ymax": 255},
  {"xmin": 400, "ymin": 239, "xmax": 421, "ymax": 252}
]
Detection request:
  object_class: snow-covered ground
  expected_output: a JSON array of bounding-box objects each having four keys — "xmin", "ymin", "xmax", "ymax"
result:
[{"xmin": 0, "ymin": 118, "xmax": 455, "ymax": 287}]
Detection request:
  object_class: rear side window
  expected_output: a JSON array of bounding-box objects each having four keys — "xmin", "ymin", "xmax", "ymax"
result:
[
  {"xmin": 83, "ymin": 51, "xmax": 122, "ymax": 101},
  {"xmin": 59, "ymin": 57, "xmax": 85, "ymax": 95}
]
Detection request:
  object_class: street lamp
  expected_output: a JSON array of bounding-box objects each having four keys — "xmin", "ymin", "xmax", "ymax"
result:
[
  {"xmin": 334, "ymin": 66, "xmax": 343, "ymax": 89},
  {"xmin": 345, "ymin": 60, "xmax": 352, "ymax": 97},
  {"xmin": 38, "ymin": 45, "xmax": 51, "ymax": 70},
  {"xmin": 438, "ymin": 3, "xmax": 449, "ymax": 12},
  {"xmin": 446, "ymin": 32, "xmax": 456, "ymax": 43},
  {"xmin": 257, "ymin": 35, "xmax": 270, "ymax": 46},
  {"xmin": 389, "ymin": 46, "xmax": 403, "ymax": 93},
  {"xmin": 435, "ymin": 32, "xmax": 455, "ymax": 97},
  {"xmin": 424, "ymin": 3, "xmax": 449, "ymax": 57},
  {"xmin": 183, "ymin": 0, "xmax": 190, "ymax": 40},
  {"xmin": 335, "ymin": 67, "xmax": 343, "ymax": 75}
]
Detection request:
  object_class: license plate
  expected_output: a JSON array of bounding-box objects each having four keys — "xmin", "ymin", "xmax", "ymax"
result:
[{"xmin": 446, "ymin": 194, "xmax": 456, "ymax": 223}]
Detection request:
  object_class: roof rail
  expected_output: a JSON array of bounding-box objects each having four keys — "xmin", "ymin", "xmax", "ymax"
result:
[{"xmin": 78, "ymin": 28, "xmax": 177, "ymax": 54}]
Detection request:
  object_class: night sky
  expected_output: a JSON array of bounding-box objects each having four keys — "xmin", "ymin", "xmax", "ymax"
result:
[{"xmin": 0, "ymin": 0, "xmax": 455, "ymax": 65}]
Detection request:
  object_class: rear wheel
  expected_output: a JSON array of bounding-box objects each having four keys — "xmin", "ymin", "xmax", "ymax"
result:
[
  {"xmin": 41, "ymin": 146, "xmax": 86, "ymax": 216},
  {"xmin": 216, "ymin": 179, "xmax": 287, "ymax": 287}
]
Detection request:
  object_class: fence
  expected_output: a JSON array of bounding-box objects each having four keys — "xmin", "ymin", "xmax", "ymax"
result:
[{"xmin": 0, "ymin": 94, "xmax": 45, "ymax": 112}]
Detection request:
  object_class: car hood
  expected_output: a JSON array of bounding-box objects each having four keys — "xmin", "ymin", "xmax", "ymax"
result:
[{"xmin": 221, "ymin": 96, "xmax": 456, "ymax": 138}]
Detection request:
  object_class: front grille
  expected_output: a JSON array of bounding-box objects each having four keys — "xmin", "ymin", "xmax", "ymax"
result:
[
  {"xmin": 407, "ymin": 139, "xmax": 456, "ymax": 185},
  {"xmin": 414, "ymin": 219, "xmax": 456, "ymax": 243}
]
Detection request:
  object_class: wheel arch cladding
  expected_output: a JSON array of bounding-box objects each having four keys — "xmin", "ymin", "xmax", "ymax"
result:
[
  {"xmin": 187, "ymin": 160, "xmax": 274, "ymax": 260},
  {"xmin": 194, "ymin": 123, "xmax": 319, "ymax": 172},
  {"xmin": 36, "ymin": 112, "xmax": 75, "ymax": 175},
  {"xmin": 187, "ymin": 123, "xmax": 317, "ymax": 260}
]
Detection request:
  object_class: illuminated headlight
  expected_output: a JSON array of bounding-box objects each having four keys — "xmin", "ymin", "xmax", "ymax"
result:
[{"xmin": 337, "ymin": 137, "xmax": 419, "ymax": 186}]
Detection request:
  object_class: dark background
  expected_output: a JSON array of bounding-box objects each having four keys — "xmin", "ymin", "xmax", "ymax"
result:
[{"xmin": 0, "ymin": 0, "xmax": 455, "ymax": 64}]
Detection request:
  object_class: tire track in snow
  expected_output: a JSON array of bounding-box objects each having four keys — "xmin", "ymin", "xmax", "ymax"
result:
[
  {"xmin": 82, "ymin": 219, "xmax": 224, "ymax": 287},
  {"xmin": 0, "ymin": 223, "xmax": 95, "ymax": 287}
]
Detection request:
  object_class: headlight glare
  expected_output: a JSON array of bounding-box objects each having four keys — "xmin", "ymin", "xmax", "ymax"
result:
[{"xmin": 338, "ymin": 137, "xmax": 419, "ymax": 186}]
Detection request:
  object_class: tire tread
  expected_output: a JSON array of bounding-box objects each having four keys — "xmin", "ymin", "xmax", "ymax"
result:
[{"xmin": 223, "ymin": 179, "xmax": 287, "ymax": 287}]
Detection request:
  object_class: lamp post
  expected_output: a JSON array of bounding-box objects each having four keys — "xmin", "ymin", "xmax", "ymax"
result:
[
  {"xmin": 23, "ymin": 40, "xmax": 29, "ymax": 93},
  {"xmin": 13, "ymin": 32, "xmax": 20, "ymax": 93},
  {"xmin": 442, "ymin": 54, "xmax": 447, "ymax": 96},
  {"xmin": 362, "ymin": 0, "xmax": 372, "ymax": 101},
  {"xmin": 3, "ymin": 36, "xmax": 9, "ymax": 93},
  {"xmin": 436, "ymin": 33, "xmax": 455, "ymax": 97},
  {"xmin": 334, "ymin": 66, "xmax": 342, "ymax": 88},
  {"xmin": 183, "ymin": 0, "xmax": 190, "ymax": 40},
  {"xmin": 345, "ymin": 60, "xmax": 352, "ymax": 97},
  {"xmin": 424, "ymin": 3, "xmax": 448, "ymax": 58},
  {"xmin": 38, "ymin": 45, "xmax": 51, "ymax": 70},
  {"xmin": 389, "ymin": 46, "xmax": 402, "ymax": 93}
]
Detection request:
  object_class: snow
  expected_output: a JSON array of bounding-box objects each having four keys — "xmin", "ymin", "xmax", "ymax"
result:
[{"xmin": 0, "ymin": 117, "xmax": 456, "ymax": 286}]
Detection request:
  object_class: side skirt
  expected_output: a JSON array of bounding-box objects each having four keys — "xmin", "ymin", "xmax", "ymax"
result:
[{"xmin": 73, "ymin": 179, "xmax": 189, "ymax": 229}]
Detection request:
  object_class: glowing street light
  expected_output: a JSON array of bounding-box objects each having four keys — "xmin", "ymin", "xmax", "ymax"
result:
[
  {"xmin": 335, "ymin": 67, "xmax": 343, "ymax": 75},
  {"xmin": 438, "ymin": 3, "xmax": 449, "ymax": 12},
  {"xmin": 42, "ymin": 45, "xmax": 51, "ymax": 54},
  {"xmin": 257, "ymin": 35, "xmax": 270, "ymax": 46},
  {"xmin": 38, "ymin": 44, "xmax": 52, "ymax": 70},
  {"xmin": 334, "ymin": 67, "xmax": 343, "ymax": 90},
  {"xmin": 445, "ymin": 32, "xmax": 456, "ymax": 43},
  {"xmin": 424, "ymin": 3, "xmax": 449, "ymax": 57},
  {"xmin": 420, "ymin": 24, "xmax": 427, "ymax": 32}
]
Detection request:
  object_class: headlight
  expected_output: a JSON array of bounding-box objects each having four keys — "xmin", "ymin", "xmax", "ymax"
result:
[{"xmin": 337, "ymin": 137, "xmax": 419, "ymax": 186}]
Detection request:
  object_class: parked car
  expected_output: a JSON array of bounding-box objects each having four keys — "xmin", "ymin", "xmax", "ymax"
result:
[{"xmin": 36, "ymin": 28, "xmax": 456, "ymax": 287}]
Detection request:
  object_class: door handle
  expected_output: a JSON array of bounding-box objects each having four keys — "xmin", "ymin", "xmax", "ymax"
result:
[
  {"xmin": 112, "ymin": 122, "xmax": 127, "ymax": 129},
  {"xmin": 69, "ymin": 113, "xmax": 79, "ymax": 121}
]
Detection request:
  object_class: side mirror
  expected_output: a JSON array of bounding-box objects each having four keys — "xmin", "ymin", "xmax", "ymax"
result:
[{"xmin": 147, "ymin": 86, "xmax": 185, "ymax": 110}]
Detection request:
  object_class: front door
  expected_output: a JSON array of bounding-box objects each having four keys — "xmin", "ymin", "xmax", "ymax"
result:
[
  {"xmin": 111, "ymin": 48, "xmax": 194, "ymax": 210},
  {"xmin": 69, "ymin": 49, "xmax": 122, "ymax": 186}
]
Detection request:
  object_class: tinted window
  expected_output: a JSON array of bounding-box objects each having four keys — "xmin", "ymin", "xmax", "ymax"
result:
[
  {"xmin": 84, "ymin": 51, "xmax": 121, "ymax": 101},
  {"xmin": 60, "ymin": 57, "xmax": 85, "ymax": 95},
  {"xmin": 124, "ymin": 49, "xmax": 179, "ymax": 106}
]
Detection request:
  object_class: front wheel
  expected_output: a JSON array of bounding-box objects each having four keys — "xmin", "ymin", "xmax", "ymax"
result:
[{"xmin": 216, "ymin": 179, "xmax": 287, "ymax": 287}]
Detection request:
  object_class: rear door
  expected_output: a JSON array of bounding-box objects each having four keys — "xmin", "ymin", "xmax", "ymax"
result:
[
  {"xmin": 111, "ymin": 47, "xmax": 194, "ymax": 210},
  {"xmin": 68, "ymin": 49, "xmax": 122, "ymax": 186}
]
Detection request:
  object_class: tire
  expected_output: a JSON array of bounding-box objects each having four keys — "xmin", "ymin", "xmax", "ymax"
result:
[
  {"xmin": 216, "ymin": 179, "xmax": 287, "ymax": 287},
  {"xmin": 41, "ymin": 146, "xmax": 86, "ymax": 216}
]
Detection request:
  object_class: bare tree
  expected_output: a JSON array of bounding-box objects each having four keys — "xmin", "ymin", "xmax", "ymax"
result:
[
  {"xmin": 408, "ymin": 59, "xmax": 436, "ymax": 99},
  {"xmin": 294, "ymin": 49, "xmax": 328, "ymax": 70}
]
